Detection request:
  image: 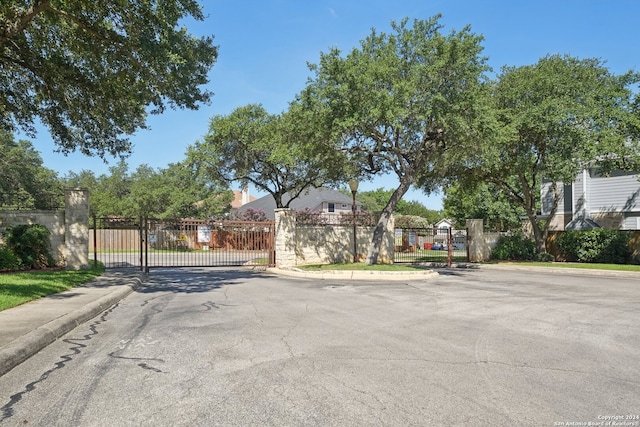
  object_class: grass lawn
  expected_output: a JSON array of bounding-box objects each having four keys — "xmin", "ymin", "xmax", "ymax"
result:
[
  {"xmin": 490, "ymin": 261, "xmax": 640, "ymax": 272},
  {"xmin": 0, "ymin": 264, "xmax": 105, "ymax": 312}
]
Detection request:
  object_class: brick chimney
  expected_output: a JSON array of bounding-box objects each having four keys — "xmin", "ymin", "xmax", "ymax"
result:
[{"xmin": 241, "ymin": 185, "xmax": 250, "ymax": 205}]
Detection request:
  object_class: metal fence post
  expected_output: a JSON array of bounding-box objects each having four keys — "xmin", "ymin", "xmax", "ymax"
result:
[{"xmin": 447, "ymin": 227, "xmax": 453, "ymax": 267}]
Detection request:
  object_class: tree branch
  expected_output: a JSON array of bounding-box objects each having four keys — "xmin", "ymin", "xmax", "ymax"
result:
[{"xmin": 1, "ymin": 1, "xmax": 51, "ymax": 41}]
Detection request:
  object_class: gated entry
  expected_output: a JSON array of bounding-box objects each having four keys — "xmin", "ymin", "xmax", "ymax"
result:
[
  {"xmin": 92, "ymin": 217, "xmax": 275, "ymax": 270},
  {"xmin": 393, "ymin": 227, "xmax": 468, "ymax": 264}
]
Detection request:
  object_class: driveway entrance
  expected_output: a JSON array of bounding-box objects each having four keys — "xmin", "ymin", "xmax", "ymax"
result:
[{"xmin": 91, "ymin": 217, "xmax": 275, "ymax": 270}]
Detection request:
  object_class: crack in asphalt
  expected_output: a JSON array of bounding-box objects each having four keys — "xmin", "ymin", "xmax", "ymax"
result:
[{"xmin": 0, "ymin": 304, "xmax": 119, "ymax": 422}]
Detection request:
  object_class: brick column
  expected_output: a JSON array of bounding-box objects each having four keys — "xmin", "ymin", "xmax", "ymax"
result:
[{"xmin": 64, "ymin": 188, "xmax": 90, "ymax": 269}]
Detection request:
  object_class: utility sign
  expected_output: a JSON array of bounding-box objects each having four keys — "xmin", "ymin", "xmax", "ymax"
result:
[{"xmin": 197, "ymin": 226, "xmax": 211, "ymax": 243}]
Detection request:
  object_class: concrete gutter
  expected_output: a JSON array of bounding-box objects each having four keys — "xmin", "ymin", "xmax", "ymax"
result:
[{"xmin": 267, "ymin": 262, "xmax": 640, "ymax": 280}]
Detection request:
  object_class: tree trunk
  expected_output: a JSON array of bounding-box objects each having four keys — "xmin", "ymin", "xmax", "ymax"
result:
[
  {"xmin": 528, "ymin": 213, "xmax": 546, "ymax": 254},
  {"xmin": 519, "ymin": 173, "xmax": 547, "ymax": 255},
  {"xmin": 365, "ymin": 177, "xmax": 413, "ymax": 265}
]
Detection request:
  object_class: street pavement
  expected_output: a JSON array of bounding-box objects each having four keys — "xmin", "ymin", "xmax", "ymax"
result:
[
  {"xmin": 0, "ymin": 264, "xmax": 638, "ymax": 426},
  {"xmin": 0, "ymin": 266, "xmax": 439, "ymax": 377},
  {"xmin": 0, "ymin": 264, "xmax": 637, "ymax": 378}
]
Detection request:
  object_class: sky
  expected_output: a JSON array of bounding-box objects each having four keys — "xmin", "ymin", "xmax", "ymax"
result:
[{"xmin": 24, "ymin": 0, "xmax": 640, "ymax": 210}]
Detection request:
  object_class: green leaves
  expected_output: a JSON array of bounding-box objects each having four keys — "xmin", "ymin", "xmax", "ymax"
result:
[
  {"xmin": 63, "ymin": 160, "xmax": 231, "ymax": 218},
  {"xmin": 304, "ymin": 16, "xmax": 490, "ymax": 188},
  {"xmin": 190, "ymin": 102, "xmax": 348, "ymax": 208},
  {"xmin": 0, "ymin": 130, "xmax": 63, "ymax": 209},
  {"xmin": 0, "ymin": 0, "xmax": 217, "ymax": 158},
  {"xmin": 461, "ymin": 54, "xmax": 640, "ymax": 253}
]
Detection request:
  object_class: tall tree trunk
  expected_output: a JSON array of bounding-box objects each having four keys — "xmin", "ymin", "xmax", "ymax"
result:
[
  {"xmin": 519, "ymin": 176, "xmax": 560, "ymax": 255},
  {"xmin": 365, "ymin": 177, "xmax": 413, "ymax": 265}
]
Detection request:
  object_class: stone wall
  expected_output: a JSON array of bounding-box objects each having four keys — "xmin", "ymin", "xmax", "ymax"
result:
[
  {"xmin": 0, "ymin": 210, "xmax": 65, "ymax": 262},
  {"xmin": 274, "ymin": 208, "xmax": 394, "ymax": 267},
  {"xmin": 466, "ymin": 219, "xmax": 509, "ymax": 262},
  {"xmin": 0, "ymin": 189, "xmax": 90, "ymax": 269}
]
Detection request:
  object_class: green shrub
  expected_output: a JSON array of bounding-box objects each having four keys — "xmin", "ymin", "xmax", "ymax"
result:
[
  {"xmin": 491, "ymin": 234, "xmax": 537, "ymax": 261},
  {"xmin": 556, "ymin": 230, "xmax": 632, "ymax": 264},
  {"xmin": 0, "ymin": 247, "xmax": 21, "ymax": 271},
  {"xmin": 3, "ymin": 224, "xmax": 56, "ymax": 269},
  {"xmin": 536, "ymin": 252, "xmax": 555, "ymax": 262}
]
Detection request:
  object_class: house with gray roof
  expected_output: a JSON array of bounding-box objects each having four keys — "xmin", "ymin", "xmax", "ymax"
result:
[{"xmin": 236, "ymin": 187, "xmax": 360, "ymax": 220}]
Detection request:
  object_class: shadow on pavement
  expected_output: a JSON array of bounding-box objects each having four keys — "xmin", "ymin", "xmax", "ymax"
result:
[{"xmin": 136, "ymin": 267, "xmax": 266, "ymax": 295}]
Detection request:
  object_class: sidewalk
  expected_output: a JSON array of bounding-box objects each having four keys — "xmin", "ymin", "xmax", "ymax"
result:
[{"xmin": 0, "ymin": 270, "xmax": 143, "ymax": 377}]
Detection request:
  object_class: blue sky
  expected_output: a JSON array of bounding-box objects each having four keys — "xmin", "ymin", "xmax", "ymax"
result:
[{"xmin": 26, "ymin": 0, "xmax": 640, "ymax": 210}]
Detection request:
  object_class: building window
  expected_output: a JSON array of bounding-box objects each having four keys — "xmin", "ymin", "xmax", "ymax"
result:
[{"xmin": 328, "ymin": 203, "xmax": 335, "ymax": 213}]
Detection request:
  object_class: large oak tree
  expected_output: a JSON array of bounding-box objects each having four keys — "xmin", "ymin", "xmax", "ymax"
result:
[
  {"xmin": 466, "ymin": 55, "xmax": 640, "ymax": 253},
  {"xmin": 187, "ymin": 103, "xmax": 348, "ymax": 209},
  {"xmin": 301, "ymin": 16, "xmax": 492, "ymax": 263},
  {"xmin": 1, "ymin": 1, "xmax": 216, "ymax": 158}
]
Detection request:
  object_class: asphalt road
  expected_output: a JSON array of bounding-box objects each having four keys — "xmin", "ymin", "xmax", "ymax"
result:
[{"xmin": 0, "ymin": 267, "xmax": 638, "ymax": 426}]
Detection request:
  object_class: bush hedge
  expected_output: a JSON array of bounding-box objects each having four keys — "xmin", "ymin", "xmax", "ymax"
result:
[
  {"xmin": 0, "ymin": 247, "xmax": 21, "ymax": 271},
  {"xmin": 555, "ymin": 229, "xmax": 633, "ymax": 264},
  {"xmin": 491, "ymin": 234, "xmax": 538, "ymax": 261},
  {"xmin": 1, "ymin": 224, "xmax": 56, "ymax": 270}
]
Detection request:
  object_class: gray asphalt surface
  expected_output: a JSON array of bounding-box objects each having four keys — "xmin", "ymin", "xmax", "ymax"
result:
[{"xmin": 0, "ymin": 266, "xmax": 639, "ymax": 426}]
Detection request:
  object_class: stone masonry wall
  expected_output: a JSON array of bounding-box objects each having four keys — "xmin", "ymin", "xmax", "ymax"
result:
[
  {"xmin": 275, "ymin": 208, "xmax": 394, "ymax": 267},
  {"xmin": 0, "ymin": 189, "xmax": 90, "ymax": 269}
]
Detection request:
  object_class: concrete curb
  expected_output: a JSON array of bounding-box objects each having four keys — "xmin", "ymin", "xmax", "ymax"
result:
[
  {"xmin": 266, "ymin": 267, "xmax": 439, "ymax": 281},
  {"xmin": 267, "ymin": 263, "xmax": 640, "ymax": 280},
  {"xmin": 468, "ymin": 262, "xmax": 640, "ymax": 278},
  {"xmin": 0, "ymin": 277, "xmax": 141, "ymax": 377}
]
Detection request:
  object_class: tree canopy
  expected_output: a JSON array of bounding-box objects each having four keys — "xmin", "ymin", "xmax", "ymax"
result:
[
  {"xmin": 461, "ymin": 55, "xmax": 640, "ymax": 252},
  {"xmin": 354, "ymin": 188, "xmax": 442, "ymax": 224},
  {"xmin": 1, "ymin": 0, "xmax": 217, "ymax": 158},
  {"xmin": 188, "ymin": 103, "xmax": 348, "ymax": 209},
  {"xmin": 0, "ymin": 130, "xmax": 62, "ymax": 208},
  {"xmin": 64, "ymin": 160, "xmax": 231, "ymax": 218},
  {"xmin": 302, "ymin": 16, "xmax": 491, "ymax": 263},
  {"xmin": 442, "ymin": 182, "xmax": 524, "ymax": 231}
]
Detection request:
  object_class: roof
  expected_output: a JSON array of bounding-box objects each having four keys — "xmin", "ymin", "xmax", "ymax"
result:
[
  {"xmin": 565, "ymin": 216, "xmax": 602, "ymax": 231},
  {"xmin": 237, "ymin": 187, "xmax": 358, "ymax": 219},
  {"xmin": 435, "ymin": 218, "xmax": 453, "ymax": 228}
]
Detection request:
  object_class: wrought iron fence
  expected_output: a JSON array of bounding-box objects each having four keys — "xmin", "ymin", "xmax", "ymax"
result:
[
  {"xmin": 91, "ymin": 216, "xmax": 275, "ymax": 270},
  {"xmin": 394, "ymin": 227, "xmax": 468, "ymax": 264}
]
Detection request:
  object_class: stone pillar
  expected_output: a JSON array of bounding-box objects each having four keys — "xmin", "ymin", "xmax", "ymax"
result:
[
  {"xmin": 64, "ymin": 188, "xmax": 90, "ymax": 269},
  {"xmin": 274, "ymin": 208, "xmax": 296, "ymax": 268},
  {"xmin": 467, "ymin": 219, "xmax": 489, "ymax": 262}
]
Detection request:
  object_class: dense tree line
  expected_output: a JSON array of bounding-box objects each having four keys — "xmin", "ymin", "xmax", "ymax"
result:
[
  {"xmin": 0, "ymin": 130, "xmax": 62, "ymax": 209},
  {"xmin": 0, "ymin": 131, "xmax": 233, "ymax": 218},
  {"xmin": 64, "ymin": 160, "xmax": 232, "ymax": 219},
  {"xmin": 2, "ymin": 5, "xmax": 638, "ymax": 261},
  {"xmin": 195, "ymin": 16, "xmax": 639, "ymax": 260}
]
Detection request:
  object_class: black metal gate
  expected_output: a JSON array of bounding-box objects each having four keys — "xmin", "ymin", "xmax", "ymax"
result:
[
  {"xmin": 393, "ymin": 227, "xmax": 468, "ymax": 265},
  {"xmin": 92, "ymin": 217, "xmax": 275, "ymax": 270}
]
